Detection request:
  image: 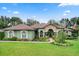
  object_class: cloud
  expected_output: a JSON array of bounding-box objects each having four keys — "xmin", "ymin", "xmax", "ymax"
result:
[
  {"xmin": 63, "ymin": 10, "xmax": 71, "ymax": 16},
  {"xmin": 2, "ymin": 7, "xmax": 7, "ymax": 10},
  {"xmin": 13, "ymin": 11, "xmax": 19, "ymax": 14},
  {"xmin": 58, "ymin": 3, "xmax": 79, "ymax": 7},
  {"xmin": 64, "ymin": 10, "xmax": 70, "ymax": 13},
  {"xmin": 63, "ymin": 13, "xmax": 68, "ymax": 16}
]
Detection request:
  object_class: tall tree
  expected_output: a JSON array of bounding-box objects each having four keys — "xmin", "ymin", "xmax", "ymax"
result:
[
  {"xmin": 0, "ymin": 16, "xmax": 10, "ymax": 28},
  {"xmin": 48, "ymin": 19, "xmax": 58, "ymax": 25},
  {"xmin": 10, "ymin": 17, "xmax": 23, "ymax": 26},
  {"xmin": 60, "ymin": 18, "xmax": 71, "ymax": 28},
  {"xmin": 26, "ymin": 19, "xmax": 39, "ymax": 26},
  {"xmin": 70, "ymin": 17, "xmax": 78, "ymax": 25},
  {"xmin": 77, "ymin": 17, "xmax": 79, "ymax": 25}
]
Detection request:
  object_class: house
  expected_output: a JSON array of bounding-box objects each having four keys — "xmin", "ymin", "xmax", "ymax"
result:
[
  {"xmin": 64, "ymin": 23, "xmax": 79, "ymax": 38},
  {"xmin": 4, "ymin": 23, "xmax": 64, "ymax": 40}
]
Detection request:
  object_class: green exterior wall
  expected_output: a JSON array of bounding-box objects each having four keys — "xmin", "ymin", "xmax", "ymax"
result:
[
  {"xmin": 5, "ymin": 31, "xmax": 9, "ymax": 38},
  {"xmin": 14, "ymin": 31, "xmax": 21, "ymax": 38},
  {"xmin": 4, "ymin": 30, "xmax": 35, "ymax": 40}
]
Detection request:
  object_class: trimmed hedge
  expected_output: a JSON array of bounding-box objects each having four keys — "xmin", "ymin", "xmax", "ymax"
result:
[
  {"xmin": 0, "ymin": 32, "xmax": 5, "ymax": 40},
  {"xmin": 3, "ymin": 37, "xmax": 32, "ymax": 41},
  {"xmin": 33, "ymin": 37, "xmax": 48, "ymax": 41},
  {"xmin": 3, "ymin": 37, "xmax": 17, "ymax": 41},
  {"xmin": 17, "ymin": 39, "xmax": 29, "ymax": 41}
]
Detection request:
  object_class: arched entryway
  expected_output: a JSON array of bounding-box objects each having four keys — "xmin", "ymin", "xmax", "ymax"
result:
[{"xmin": 47, "ymin": 29, "xmax": 54, "ymax": 37}]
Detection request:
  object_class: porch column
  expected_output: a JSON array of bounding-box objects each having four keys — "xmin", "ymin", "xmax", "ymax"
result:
[
  {"xmin": 12, "ymin": 31, "xmax": 15, "ymax": 37},
  {"xmin": 7, "ymin": 31, "xmax": 9, "ymax": 38},
  {"xmin": 43, "ymin": 31, "xmax": 45, "ymax": 37},
  {"xmin": 20, "ymin": 31, "xmax": 22, "ymax": 39},
  {"xmin": 38, "ymin": 30, "xmax": 40, "ymax": 38}
]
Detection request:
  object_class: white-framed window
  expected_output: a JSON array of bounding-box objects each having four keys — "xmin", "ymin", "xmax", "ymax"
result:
[
  {"xmin": 40, "ymin": 31, "xmax": 43, "ymax": 37},
  {"xmin": 22, "ymin": 31, "xmax": 26, "ymax": 39},
  {"xmin": 9, "ymin": 31, "xmax": 13, "ymax": 38}
]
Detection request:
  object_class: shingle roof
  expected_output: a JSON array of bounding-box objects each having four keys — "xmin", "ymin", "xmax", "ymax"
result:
[
  {"xmin": 4, "ymin": 23, "xmax": 64, "ymax": 31},
  {"xmin": 4, "ymin": 24, "xmax": 34, "ymax": 30},
  {"xmin": 31, "ymin": 23, "xmax": 48, "ymax": 29},
  {"xmin": 31, "ymin": 23, "xmax": 64, "ymax": 29}
]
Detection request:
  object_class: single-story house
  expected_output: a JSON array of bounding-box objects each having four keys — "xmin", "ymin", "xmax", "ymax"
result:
[
  {"xmin": 64, "ymin": 23, "xmax": 79, "ymax": 37},
  {"xmin": 4, "ymin": 23, "xmax": 64, "ymax": 40}
]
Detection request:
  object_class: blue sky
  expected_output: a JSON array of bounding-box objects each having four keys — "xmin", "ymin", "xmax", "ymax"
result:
[{"xmin": 0, "ymin": 3, "xmax": 79, "ymax": 23}]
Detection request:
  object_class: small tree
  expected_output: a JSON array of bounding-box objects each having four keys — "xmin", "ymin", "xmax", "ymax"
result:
[{"xmin": 55, "ymin": 30, "xmax": 66, "ymax": 43}]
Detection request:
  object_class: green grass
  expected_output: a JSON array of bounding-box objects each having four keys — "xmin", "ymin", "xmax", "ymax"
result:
[{"xmin": 0, "ymin": 40, "xmax": 79, "ymax": 56}]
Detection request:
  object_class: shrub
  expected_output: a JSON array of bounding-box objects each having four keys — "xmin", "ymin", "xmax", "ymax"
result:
[
  {"xmin": 3, "ymin": 38, "xmax": 11, "ymax": 41},
  {"xmin": 17, "ymin": 39, "xmax": 30, "ymax": 41},
  {"xmin": 16, "ymin": 39, "xmax": 22, "ymax": 41},
  {"xmin": 52, "ymin": 42, "xmax": 73, "ymax": 47},
  {"xmin": 33, "ymin": 37, "xmax": 48, "ymax": 41},
  {"xmin": 72, "ymin": 30, "xmax": 78, "ymax": 37},
  {"xmin": 0, "ymin": 32, "xmax": 5, "ymax": 40},
  {"xmin": 39, "ymin": 37, "xmax": 48, "ymax": 41},
  {"xmin": 11, "ymin": 37, "xmax": 17, "ymax": 41},
  {"xmin": 3, "ymin": 37, "xmax": 17, "ymax": 41},
  {"xmin": 55, "ymin": 30, "xmax": 66, "ymax": 43}
]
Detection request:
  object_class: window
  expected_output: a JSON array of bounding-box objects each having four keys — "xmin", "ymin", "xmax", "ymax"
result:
[
  {"xmin": 40, "ymin": 31, "xmax": 43, "ymax": 37},
  {"xmin": 45, "ymin": 32, "xmax": 48, "ymax": 36},
  {"xmin": 9, "ymin": 31, "xmax": 13, "ymax": 38},
  {"xmin": 22, "ymin": 31, "xmax": 26, "ymax": 39}
]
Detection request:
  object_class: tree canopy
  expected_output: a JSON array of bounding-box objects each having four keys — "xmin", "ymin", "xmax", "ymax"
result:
[
  {"xmin": 0, "ymin": 16, "xmax": 79, "ymax": 29},
  {"xmin": 0, "ymin": 16, "xmax": 23, "ymax": 29},
  {"xmin": 26, "ymin": 19, "xmax": 39, "ymax": 26}
]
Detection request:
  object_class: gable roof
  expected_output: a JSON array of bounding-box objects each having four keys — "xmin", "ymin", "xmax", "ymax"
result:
[
  {"xmin": 31, "ymin": 23, "xmax": 64, "ymax": 29},
  {"xmin": 4, "ymin": 24, "xmax": 34, "ymax": 31},
  {"xmin": 4, "ymin": 23, "xmax": 64, "ymax": 31},
  {"xmin": 31, "ymin": 23, "xmax": 48, "ymax": 29}
]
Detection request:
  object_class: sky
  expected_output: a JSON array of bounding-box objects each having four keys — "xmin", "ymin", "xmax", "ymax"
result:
[{"xmin": 0, "ymin": 3, "xmax": 79, "ymax": 23}]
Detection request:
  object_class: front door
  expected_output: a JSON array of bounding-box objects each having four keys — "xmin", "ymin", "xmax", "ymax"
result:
[{"xmin": 47, "ymin": 29, "xmax": 54, "ymax": 37}]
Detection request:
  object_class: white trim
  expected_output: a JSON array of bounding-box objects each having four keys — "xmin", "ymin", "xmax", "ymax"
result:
[
  {"xmin": 28, "ymin": 31, "xmax": 29, "ymax": 39},
  {"xmin": 21, "ymin": 31, "xmax": 27, "ymax": 39},
  {"xmin": 8, "ymin": 31, "xmax": 14, "ymax": 38},
  {"xmin": 20, "ymin": 31, "xmax": 22, "ymax": 39},
  {"xmin": 38, "ymin": 29, "xmax": 40, "ymax": 37},
  {"xmin": 7, "ymin": 31, "xmax": 9, "ymax": 38},
  {"xmin": 39, "ymin": 29, "xmax": 44, "ymax": 37},
  {"xmin": 12, "ymin": 31, "xmax": 15, "ymax": 37},
  {"xmin": 43, "ymin": 30, "xmax": 45, "ymax": 37}
]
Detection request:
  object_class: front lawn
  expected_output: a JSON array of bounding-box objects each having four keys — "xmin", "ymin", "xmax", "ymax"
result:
[{"xmin": 0, "ymin": 40, "xmax": 79, "ymax": 56}]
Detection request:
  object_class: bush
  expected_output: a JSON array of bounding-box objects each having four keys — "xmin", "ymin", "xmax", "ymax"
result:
[
  {"xmin": 72, "ymin": 30, "xmax": 78, "ymax": 37},
  {"xmin": 52, "ymin": 42, "xmax": 73, "ymax": 47},
  {"xmin": 55, "ymin": 30, "xmax": 66, "ymax": 43},
  {"xmin": 11, "ymin": 37, "xmax": 17, "ymax": 41},
  {"xmin": 3, "ymin": 37, "xmax": 17, "ymax": 41},
  {"xmin": 3, "ymin": 38, "xmax": 11, "ymax": 41},
  {"xmin": 39, "ymin": 37, "xmax": 48, "ymax": 41},
  {"xmin": 17, "ymin": 39, "xmax": 29, "ymax": 41},
  {"xmin": 0, "ymin": 32, "xmax": 5, "ymax": 40},
  {"xmin": 33, "ymin": 37, "xmax": 48, "ymax": 41}
]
